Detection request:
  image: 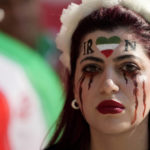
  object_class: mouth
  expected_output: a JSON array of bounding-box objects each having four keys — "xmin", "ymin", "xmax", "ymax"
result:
[{"xmin": 97, "ymin": 100, "xmax": 125, "ymax": 114}]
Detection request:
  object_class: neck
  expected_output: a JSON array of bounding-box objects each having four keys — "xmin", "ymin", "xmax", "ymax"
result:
[{"xmin": 90, "ymin": 117, "xmax": 149, "ymax": 150}]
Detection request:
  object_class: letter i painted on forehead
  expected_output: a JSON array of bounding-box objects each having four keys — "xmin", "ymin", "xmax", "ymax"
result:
[
  {"xmin": 124, "ymin": 40, "xmax": 136, "ymax": 51},
  {"xmin": 83, "ymin": 39, "xmax": 94, "ymax": 55},
  {"xmin": 96, "ymin": 36, "xmax": 121, "ymax": 57}
]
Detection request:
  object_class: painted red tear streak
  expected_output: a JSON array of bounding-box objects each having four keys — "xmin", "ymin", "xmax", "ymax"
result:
[
  {"xmin": 88, "ymin": 75, "xmax": 94, "ymax": 90},
  {"xmin": 131, "ymin": 79, "xmax": 138, "ymax": 125},
  {"xmin": 123, "ymin": 72, "xmax": 128, "ymax": 84},
  {"xmin": 142, "ymin": 81, "xmax": 146, "ymax": 117},
  {"xmin": 79, "ymin": 74, "xmax": 85, "ymax": 112}
]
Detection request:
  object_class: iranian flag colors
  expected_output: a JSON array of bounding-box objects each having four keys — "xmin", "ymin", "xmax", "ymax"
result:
[
  {"xmin": 0, "ymin": 32, "xmax": 64, "ymax": 150},
  {"xmin": 96, "ymin": 36, "xmax": 121, "ymax": 57}
]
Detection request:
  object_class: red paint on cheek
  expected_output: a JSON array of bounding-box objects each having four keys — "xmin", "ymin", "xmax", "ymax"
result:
[
  {"xmin": 88, "ymin": 75, "xmax": 94, "ymax": 90},
  {"xmin": 123, "ymin": 72, "xmax": 128, "ymax": 84},
  {"xmin": 101, "ymin": 49, "xmax": 114, "ymax": 57},
  {"xmin": 142, "ymin": 81, "xmax": 146, "ymax": 117},
  {"xmin": 79, "ymin": 74, "xmax": 86, "ymax": 112},
  {"xmin": 131, "ymin": 79, "xmax": 139, "ymax": 125}
]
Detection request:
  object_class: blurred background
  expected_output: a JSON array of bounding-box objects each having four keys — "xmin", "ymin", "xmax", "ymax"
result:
[{"xmin": 0, "ymin": 0, "xmax": 80, "ymax": 150}]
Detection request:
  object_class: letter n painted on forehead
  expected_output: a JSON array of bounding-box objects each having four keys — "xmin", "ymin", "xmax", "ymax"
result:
[
  {"xmin": 83, "ymin": 39, "xmax": 94, "ymax": 55},
  {"xmin": 125, "ymin": 40, "xmax": 136, "ymax": 51},
  {"xmin": 96, "ymin": 36, "xmax": 121, "ymax": 57}
]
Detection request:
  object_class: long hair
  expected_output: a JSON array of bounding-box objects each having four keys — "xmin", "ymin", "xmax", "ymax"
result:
[{"xmin": 46, "ymin": 5, "xmax": 150, "ymax": 150}]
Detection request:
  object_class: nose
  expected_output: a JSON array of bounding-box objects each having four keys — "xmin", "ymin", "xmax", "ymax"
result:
[{"xmin": 100, "ymin": 78, "xmax": 119, "ymax": 95}]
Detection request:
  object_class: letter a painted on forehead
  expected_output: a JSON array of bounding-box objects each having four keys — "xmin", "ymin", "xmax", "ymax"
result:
[{"xmin": 96, "ymin": 36, "xmax": 121, "ymax": 57}]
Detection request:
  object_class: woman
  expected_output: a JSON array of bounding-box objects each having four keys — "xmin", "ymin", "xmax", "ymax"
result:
[{"xmin": 45, "ymin": 0, "xmax": 150, "ymax": 150}]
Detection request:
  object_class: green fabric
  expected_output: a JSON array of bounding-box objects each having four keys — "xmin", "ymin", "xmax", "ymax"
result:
[{"xmin": 0, "ymin": 32, "xmax": 64, "ymax": 128}]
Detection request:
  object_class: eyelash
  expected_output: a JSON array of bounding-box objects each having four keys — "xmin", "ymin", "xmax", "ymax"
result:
[
  {"xmin": 82, "ymin": 64, "xmax": 102, "ymax": 75},
  {"xmin": 119, "ymin": 62, "xmax": 140, "ymax": 74},
  {"xmin": 82, "ymin": 62, "xmax": 140, "ymax": 76}
]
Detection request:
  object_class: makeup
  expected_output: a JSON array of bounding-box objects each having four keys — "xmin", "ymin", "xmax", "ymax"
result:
[
  {"xmin": 97, "ymin": 100, "xmax": 125, "ymax": 114},
  {"xmin": 131, "ymin": 78, "xmax": 138, "ymax": 124},
  {"xmin": 88, "ymin": 75, "xmax": 94, "ymax": 90},
  {"xmin": 142, "ymin": 81, "xmax": 146, "ymax": 117},
  {"xmin": 79, "ymin": 73, "xmax": 86, "ymax": 112},
  {"xmin": 83, "ymin": 39, "xmax": 94, "ymax": 55},
  {"xmin": 123, "ymin": 72, "xmax": 128, "ymax": 84},
  {"xmin": 124, "ymin": 40, "xmax": 136, "ymax": 51},
  {"xmin": 96, "ymin": 36, "xmax": 121, "ymax": 57}
]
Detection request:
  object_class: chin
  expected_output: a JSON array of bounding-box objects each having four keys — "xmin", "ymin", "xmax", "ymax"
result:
[{"xmin": 90, "ymin": 119, "xmax": 136, "ymax": 135}]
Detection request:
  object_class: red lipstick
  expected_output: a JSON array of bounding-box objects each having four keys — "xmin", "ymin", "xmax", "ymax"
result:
[{"xmin": 97, "ymin": 100, "xmax": 125, "ymax": 114}]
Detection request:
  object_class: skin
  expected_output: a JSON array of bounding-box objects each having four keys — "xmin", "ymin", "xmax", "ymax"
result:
[{"xmin": 74, "ymin": 28, "xmax": 150, "ymax": 150}]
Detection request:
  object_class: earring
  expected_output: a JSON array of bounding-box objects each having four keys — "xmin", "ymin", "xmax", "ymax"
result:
[{"xmin": 71, "ymin": 99, "xmax": 79, "ymax": 110}]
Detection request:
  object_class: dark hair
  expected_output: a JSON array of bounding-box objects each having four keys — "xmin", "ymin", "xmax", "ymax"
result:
[{"xmin": 46, "ymin": 5, "xmax": 150, "ymax": 150}]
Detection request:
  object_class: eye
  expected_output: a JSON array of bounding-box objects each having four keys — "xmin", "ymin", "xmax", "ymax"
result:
[
  {"xmin": 120, "ymin": 62, "xmax": 140, "ymax": 73},
  {"xmin": 82, "ymin": 64, "xmax": 102, "ymax": 74}
]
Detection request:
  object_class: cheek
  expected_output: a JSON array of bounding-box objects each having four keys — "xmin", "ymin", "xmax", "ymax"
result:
[
  {"xmin": 74, "ymin": 73, "xmax": 86, "ymax": 111},
  {"xmin": 119, "ymin": 74, "xmax": 147, "ymax": 124},
  {"xmin": 144, "ymin": 78, "xmax": 150, "ymax": 112},
  {"xmin": 75, "ymin": 73, "xmax": 97, "ymax": 111},
  {"xmin": 131, "ymin": 75, "xmax": 148, "ymax": 124}
]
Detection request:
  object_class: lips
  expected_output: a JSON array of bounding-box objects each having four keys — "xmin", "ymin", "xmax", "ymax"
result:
[{"xmin": 97, "ymin": 100, "xmax": 125, "ymax": 114}]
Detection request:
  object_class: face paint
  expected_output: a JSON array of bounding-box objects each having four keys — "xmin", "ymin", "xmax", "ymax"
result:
[
  {"xmin": 122, "ymin": 70, "xmax": 139, "ymax": 124},
  {"xmin": 123, "ymin": 72, "xmax": 128, "ymax": 84},
  {"xmin": 78, "ymin": 73, "xmax": 86, "ymax": 112},
  {"xmin": 131, "ymin": 78, "xmax": 139, "ymax": 125},
  {"xmin": 88, "ymin": 75, "xmax": 94, "ymax": 90},
  {"xmin": 83, "ymin": 39, "xmax": 94, "ymax": 55},
  {"xmin": 124, "ymin": 40, "xmax": 136, "ymax": 51},
  {"xmin": 96, "ymin": 36, "xmax": 121, "ymax": 57},
  {"xmin": 142, "ymin": 81, "xmax": 146, "ymax": 117}
]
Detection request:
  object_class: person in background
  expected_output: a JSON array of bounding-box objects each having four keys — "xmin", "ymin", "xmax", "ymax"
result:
[
  {"xmin": 0, "ymin": 0, "xmax": 40, "ymax": 48},
  {"xmin": 0, "ymin": 6, "xmax": 64, "ymax": 150}
]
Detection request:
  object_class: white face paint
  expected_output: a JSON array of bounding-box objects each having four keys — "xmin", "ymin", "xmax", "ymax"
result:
[
  {"xmin": 74, "ymin": 28, "xmax": 150, "ymax": 135},
  {"xmin": 96, "ymin": 36, "xmax": 121, "ymax": 57}
]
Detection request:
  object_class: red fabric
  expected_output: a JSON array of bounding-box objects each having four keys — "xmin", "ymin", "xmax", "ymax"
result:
[
  {"xmin": 0, "ymin": 91, "xmax": 10, "ymax": 150},
  {"xmin": 40, "ymin": 0, "xmax": 81, "ymax": 31}
]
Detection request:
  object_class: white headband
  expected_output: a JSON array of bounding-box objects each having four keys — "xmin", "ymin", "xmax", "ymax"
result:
[
  {"xmin": 0, "ymin": 9, "xmax": 4, "ymax": 22},
  {"xmin": 56, "ymin": 0, "xmax": 150, "ymax": 71}
]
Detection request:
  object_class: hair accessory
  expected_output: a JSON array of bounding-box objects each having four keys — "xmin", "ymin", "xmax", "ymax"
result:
[
  {"xmin": 56, "ymin": 0, "xmax": 150, "ymax": 71},
  {"xmin": 71, "ymin": 99, "xmax": 80, "ymax": 110},
  {"xmin": 0, "ymin": 9, "xmax": 4, "ymax": 22}
]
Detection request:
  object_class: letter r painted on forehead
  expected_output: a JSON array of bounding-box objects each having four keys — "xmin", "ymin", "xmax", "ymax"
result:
[
  {"xmin": 125, "ymin": 40, "xmax": 136, "ymax": 51},
  {"xmin": 83, "ymin": 39, "xmax": 94, "ymax": 55}
]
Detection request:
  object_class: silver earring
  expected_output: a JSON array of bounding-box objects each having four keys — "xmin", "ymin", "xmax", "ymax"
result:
[{"xmin": 71, "ymin": 99, "xmax": 79, "ymax": 110}]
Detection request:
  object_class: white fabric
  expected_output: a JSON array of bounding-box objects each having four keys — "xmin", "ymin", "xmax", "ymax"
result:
[{"xmin": 0, "ymin": 55, "xmax": 46, "ymax": 150}]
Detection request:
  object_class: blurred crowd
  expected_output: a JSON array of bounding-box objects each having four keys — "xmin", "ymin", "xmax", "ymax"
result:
[{"xmin": 0, "ymin": 0, "xmax": 80, "ymax": 150}]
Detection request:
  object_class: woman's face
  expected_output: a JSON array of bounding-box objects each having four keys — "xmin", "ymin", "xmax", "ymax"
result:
[{"xmin": 74, "ymin": 28, "xmax": 150, "ymax": 134}]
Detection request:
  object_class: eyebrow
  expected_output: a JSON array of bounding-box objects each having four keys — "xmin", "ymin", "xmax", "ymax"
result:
[
  {"xmin": 80, "ymin": 56, "xmax": 104, "ymax": 64},
  {"xmin": 113, "ymin": 54, "xmax": 143, "ymax": 62}
]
